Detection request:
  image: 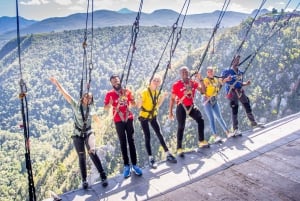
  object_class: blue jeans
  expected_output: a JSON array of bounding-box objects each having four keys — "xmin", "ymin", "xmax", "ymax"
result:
[{"xmin": 203, "ymin": 98, "xmax": 228, "ymax": 135}]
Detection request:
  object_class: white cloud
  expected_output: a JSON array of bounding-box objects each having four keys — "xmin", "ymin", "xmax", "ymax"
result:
[
  {"xmin": 229, "ymin": 2, "xmax": 252, "ymax": 13},
  {"xmin": 188, "ymin": 1, "xmax": 225, "ymax": 14},
  {"xmin": 68, "ymin": 5, "xmax": 85, "ymax": 12},
  {"xmin": 53, "ymin": 0, "xmax": 73, "ymax": 6},
  {"xmin": 20, "ymin": 0, "xmax": 49, "ymax": 5}
]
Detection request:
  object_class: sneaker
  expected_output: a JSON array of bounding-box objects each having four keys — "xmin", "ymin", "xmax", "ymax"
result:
[
  {"xmin": 251, "ymin": 121, "xmax": 258, "ymax": 127},
  {"xmin": 252, "ymin": 122, "xmax": 265, "ymax": 128},
  {"xmin": 177, "ymin": 148, "xmax": 184, "ymax": 157},
  {"xmin": 100, "ymin": 172, "xmax": 108, "ymax": 187},
  {"xmin": 226, "ymin": 130, "xmax": 235, "ymax": 138},
  {"xmin": 199, "ymin": 140, "xmax": 210, "ymax": 148},
  {"xmin": 233, "ymin": 129, "xmax": 242, "ymax": 136},
  {"xmin": 208, "ymin": 135, "xmax": 221, "ymax": 144},
  {"xmin": 166, "ymin": 154, "xmax": 177, "ymax": 163},
  {"xmin": 149, "ymin": 158, "xmax": 158, "ymax": 169},
  {"xmin": 123, "ymin": 165, "xmax": 131, "ymax": 178},
  {"xmin": 214, "ymin": 135, "xmax": 222, "ymax": 142},
  {"xmin": 208, "ymin": 135, "xmax": 216, "ymax": 144},
  {"xmin": 101, "ymin": 178, "xmax": 108, "ymax": 187},
  {"xmin": 82, "ymin": 180, "xmax": 88, "ymax": 189},
  {"xmin": 132, "ymin": 165, "xmax": 143, "ymax": 176}
]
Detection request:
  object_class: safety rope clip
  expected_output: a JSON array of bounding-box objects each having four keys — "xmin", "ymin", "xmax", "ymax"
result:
[
  {"xmin": 134, "ymin": 25, "xmax": 139, "ymax": 34},
  {"xmin": 82, "ymin": 41, "xmax": 87, "ymax": 49},
  {"xmin": 89, "ymin": 62, "xmax": 93, "ymax": 70},
  {"xmin": 19, "ymin": 92, "xmax": 26, "ymax": 99},
  {"xmin": 172, "ymin": 22, "xmax": 178, "ymax": 29}
]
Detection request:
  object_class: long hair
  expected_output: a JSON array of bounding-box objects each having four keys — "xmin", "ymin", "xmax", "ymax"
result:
[{"xmin": 81, "ymin": 92, "xmax": 94, "ymax": 105}]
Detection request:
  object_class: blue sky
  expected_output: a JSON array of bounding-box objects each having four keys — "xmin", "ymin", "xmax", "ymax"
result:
[{"xmin": 1, "ymin": 0, "xmax": 298, "ymax": 20}]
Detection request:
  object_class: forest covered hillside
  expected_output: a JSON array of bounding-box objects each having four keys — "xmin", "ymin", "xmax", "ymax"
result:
[{"xmin": 0, "ymin": 13, "xmax": 299, "ymax": 201}]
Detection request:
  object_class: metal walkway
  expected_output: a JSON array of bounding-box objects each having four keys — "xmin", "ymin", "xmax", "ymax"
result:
[{"xmin": 47, "ymin": 112, "xmax": 300, "ymax": 201}]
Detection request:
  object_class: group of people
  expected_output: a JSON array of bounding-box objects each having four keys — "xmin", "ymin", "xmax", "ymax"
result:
[{"xmin": 50, "ymin": 55, "xmax": 261, "ymax": 189}]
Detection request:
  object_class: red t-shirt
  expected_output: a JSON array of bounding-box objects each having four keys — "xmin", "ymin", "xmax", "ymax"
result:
[
  {"xmin": 104, "ymin": 89, "xmax": 134, "ymax": 123},
  {"xmin": 171, "ymin": 79, "xmax": 199, "ymax": 106}
]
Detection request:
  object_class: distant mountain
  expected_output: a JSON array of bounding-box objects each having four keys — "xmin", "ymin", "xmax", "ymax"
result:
[
  {"xmin": 0, "ymin": 9, "xmax": 269, "ymax": 39},
  {"xmin": 251, "ymin": 8, "xmax": 270, "ymax": 16},
  {"xmin": 0, "ymin": 16, "xmax": 36, "ymax": 35},
  {"xmin": 118, "ymin": 8, "xmax": 134, "ymax": 14}
]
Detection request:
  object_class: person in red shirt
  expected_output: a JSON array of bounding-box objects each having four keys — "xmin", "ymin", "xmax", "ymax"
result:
[
  {"xmin": 104, "ymin": 75, "xmax": 142, "ymax": 178},
  {"xmin": 169, "ymin": 66, "xmax": 209, "ymax": 157}
]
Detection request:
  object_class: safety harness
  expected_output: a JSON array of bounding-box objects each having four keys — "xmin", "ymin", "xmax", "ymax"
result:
[
  {"xmin": 203, "ymin": 77, "xmax": 221, "ymax": 105},
  {"xmin": 227, "ymin": 72, "xmax": 244, "ymax": 99},
  {"xmin": 112, "ymin": 89, "xmax": 130, "ymax": 122},
  {"xmin": 178, "ymin": 80, "xmax": 194, "ymax": 115},
  {"xmin": 140, "ymin": 87, "xmax": 159, "ymax": 119}
]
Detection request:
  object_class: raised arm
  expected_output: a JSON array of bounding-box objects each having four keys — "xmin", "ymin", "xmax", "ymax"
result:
[{"xmin": 50, "ymin": 77, "xmax": 72, "ymax": 104}]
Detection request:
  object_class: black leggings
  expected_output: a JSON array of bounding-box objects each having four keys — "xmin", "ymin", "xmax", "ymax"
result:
[
  {"xmin": 139, "ymin": 116, "xmax": 169, "ymax": 156},
  {"xmin": 72, "ymin": 134, "xmax": 106, "ymax": 181},
  {"xmin": 115, "ymin": 119, "xmax": 137, "ymax": 166},
  {"xmin": 229, "ymin": 89, "xmax": 255, "ymax": 130},
  {"xmin": 176, "ymin": 104, "xmax": 205, "ymax": 149}
]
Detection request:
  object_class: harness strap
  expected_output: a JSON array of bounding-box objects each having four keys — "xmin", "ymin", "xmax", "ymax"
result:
[
  {"xmin": 112, "ymin": 90, "xmax": 130, "ymax": 122},
  {"xmin": 144, "ymin": 87, "xmax": 158, "ymax": 119},
  {"xmin": 140, "ymin": 106, "xmax": 157, "ymax": 119},
  {"xmin": 114, "ymin": 105, "xmax": 129, "ymax": 122},
  {"xmin": 178, "ymin": 80, "xmax": 194, "ymax": 115},
  {"xmin": 234, "ymin": 88, "xmax": 243, "ymax": 99},
  {"xmin": 179, "ymin": 102, "xmax": 193, "ymax": 115},
  {"xmin": 227, "ymin": 74, "xmax": 243, "ymax": 96},
  {"xmin": 203, "ymin": 77, "xmax": 220, "ymax": 105},
  {"xmin": 75, "ymin": 124, "xmax": 91, "ymax": 132},
  {"xmin": 74, "ymin": 124, "xmax": 92, "ymax": 137},
  {"xmin": 203, "ymin": 96, "xmax": 217, "ymax": 106}
]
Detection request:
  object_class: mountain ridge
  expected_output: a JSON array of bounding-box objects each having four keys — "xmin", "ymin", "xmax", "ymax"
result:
[{"xmin": 0, "ymin": 8, "xmax": 270, "ymax": 40}]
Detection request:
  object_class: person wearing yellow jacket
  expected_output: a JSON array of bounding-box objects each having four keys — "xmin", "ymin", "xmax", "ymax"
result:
[
  {"xmin": 137, "ymin": 75, "xmax": 177, "ymax": 168},
  {"xmin": 202, "ymin": 67, "xmax": 234, "ymax": 144}
]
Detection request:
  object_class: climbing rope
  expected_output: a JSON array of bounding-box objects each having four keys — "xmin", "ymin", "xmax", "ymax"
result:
[{"xmin": 16, "ymin": 0, "xmax": 36, "ymax": 200}]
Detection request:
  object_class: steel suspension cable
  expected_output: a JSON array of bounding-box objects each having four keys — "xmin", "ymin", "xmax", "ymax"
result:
[
  {"xmin": 193, "ymin": 0, "xmax": 231, "ymax": 75},
  {"xmin": 238, "ymin": 0, "xmax": 298, "ymax": 66},
  {"xmin": 242, "ymin": 2, "xmax": 300, "ymax": 74},
  {"xmin": 80, "ymin": 0, "xmax": 95, "ymax": 132},
  {"xmin": 16, "ymin": 0, "xmax": 36, "ymax": 200},
  {"xmin": 81, "ymin": 0, "xmax": 94, "ymax": 98},
  {"xmin": 150, "ymin": 0, "xmax": 191, "ymax": 103},
  {"xmin": 150, "ymin": 0, "xmax": 191, "ymax": 85},
  {"xmin": 120, "ymin": 0, "xmax": 144, "ymax": 88},
  {"xmin": 229, "ymin": 0, "xmax": 267, "ymax": 68}
]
